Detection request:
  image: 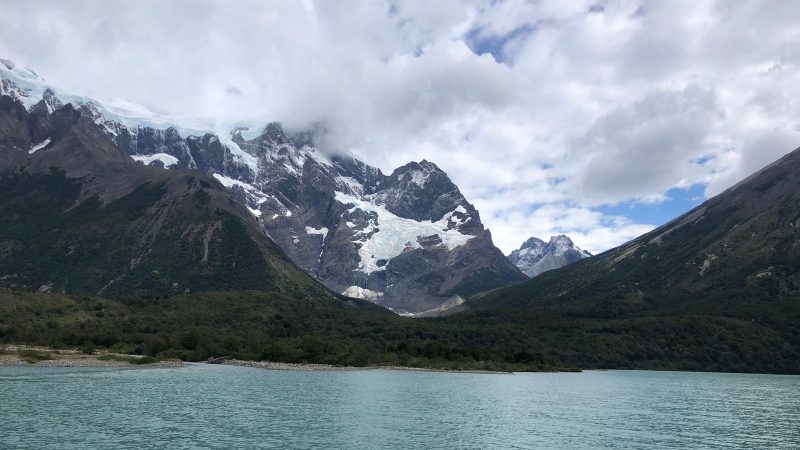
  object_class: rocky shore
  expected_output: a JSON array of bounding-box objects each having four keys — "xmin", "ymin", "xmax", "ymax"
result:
[{"xmin": 0, "ymin": 345, "xmax": 184, "ymax": 368}]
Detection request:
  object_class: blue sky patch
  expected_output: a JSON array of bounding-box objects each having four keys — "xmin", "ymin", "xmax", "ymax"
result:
[
  {"xmin": 596, "ymin": 184, "xmax": 707, "ymax": 226},
  {"xmin": 465, "ymin": 25, "xmax": 534, "ymax": 63}
]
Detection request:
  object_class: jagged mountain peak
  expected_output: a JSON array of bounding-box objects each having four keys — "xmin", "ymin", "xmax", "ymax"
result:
[
  {"xmin": 548, "ymin": 234, "xmax": 588, "ymax": 255},
  {"xmin": 520, "ymin": 236, "xmax": 546, "ymax": 248},
  {"xmin": 260, "ymin": 121, "xmax": 287, "ymax": 144},
  {"xmin": 390, "ymin": 159, "xmax": 446, "ymax": 188},
  {"xmin": 393, "ymin": 159, "xmax": 443, "ymax": 174},
  {"xmin": 509, "ymin": 234, "xmax": 591, "ymax": 278},
  {"xmin": 36, "ymin": 88, "xmax": 63, "ymax": 113},
  {"xmin": 550, "ymin": 234, "xmax": 572, "ymax": 244}
]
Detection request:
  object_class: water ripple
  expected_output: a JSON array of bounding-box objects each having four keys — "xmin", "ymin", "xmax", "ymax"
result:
[{"xmin": 0, "ymin": 366, "xmax": 798, "ymax": 449}]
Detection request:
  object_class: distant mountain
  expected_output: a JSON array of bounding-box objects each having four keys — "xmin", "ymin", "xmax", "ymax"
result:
[
  {"xmin": 0, "ymin": 60, "xmax": 524, "ymax": 313},
  {"xmin": 0, "ymin": 94, "xmax": 342, "ymax": 303},
  {"xmin": 466, "ymin": 146, "xmax": 800, "ymax": 373},
  {"xmin": 508, "ymin": 235, "xmax": 591, "ymax": 277}
]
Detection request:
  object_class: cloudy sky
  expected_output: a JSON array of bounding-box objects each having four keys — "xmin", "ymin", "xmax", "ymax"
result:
[{"xmin": 1, "ymin": 0, "xmax": 798, "ymax": 254}]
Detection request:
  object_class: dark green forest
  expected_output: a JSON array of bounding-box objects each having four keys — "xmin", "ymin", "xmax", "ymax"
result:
[{"xmin": 2, "ymin": 289, "xmax": 797, "ymax": 373}]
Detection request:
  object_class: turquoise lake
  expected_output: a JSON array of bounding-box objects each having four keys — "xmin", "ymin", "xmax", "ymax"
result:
[{"xmin": 1, "ymin": 364, "xmax": 798, "ymax": 449}]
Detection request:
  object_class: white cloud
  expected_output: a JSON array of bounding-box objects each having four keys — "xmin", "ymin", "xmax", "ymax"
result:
[
  {"xmin": 485, "ymin": 204, "xmax": 655, "ymax": 256},
  {"xmin": 1, "ymin": 0, "xmax": 798, "ymax": 254}
]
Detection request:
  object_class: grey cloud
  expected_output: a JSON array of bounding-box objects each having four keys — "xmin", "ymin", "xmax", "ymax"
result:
[
  {"xmin": 705, "ymin": 131, "xmax": 800, "ymax": 198},
  {"xmin": 568, "ymin": 85, "xmax": 722, "ymax": 205}
]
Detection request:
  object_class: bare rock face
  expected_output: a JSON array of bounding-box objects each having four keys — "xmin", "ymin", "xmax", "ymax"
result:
[{"xmin": 0, "ymin": 62, "xmax": 526, "ymax": 313}]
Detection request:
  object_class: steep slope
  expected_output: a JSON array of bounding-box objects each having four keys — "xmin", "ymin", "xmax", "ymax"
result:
[
  {"xmin": 478, "ymin": 146, "xmax": 800, "ymax": 311},
  {"xmin": 0, "ymin": 94, "xmax": 339, "ymax": 301},
  {"xmin": 508, "ymin": 235, "xmax": 591, "ymax": 277},
  {"xmin": 0, "ymin": 60, "xmax": 524, "ymax": 313},
  {"xmin": 465, "ymin": 147, "xmax": 800, "ymax": 372}
]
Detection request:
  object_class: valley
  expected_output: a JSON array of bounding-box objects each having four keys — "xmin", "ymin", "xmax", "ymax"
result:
[{"xmin": 0, "ymin": 59, "xmax": 798, "ymax": 375}]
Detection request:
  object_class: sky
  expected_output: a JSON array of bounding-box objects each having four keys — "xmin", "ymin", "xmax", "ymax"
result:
[{"xmin": 1, "ymin": 0, "xmax": 798, "ymax": 254}]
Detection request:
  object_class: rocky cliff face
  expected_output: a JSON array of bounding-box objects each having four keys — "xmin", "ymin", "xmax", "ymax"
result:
[
  {"xmin": 508, "ymin": 235, "xmax": 591, "ymax": 278},
  {"xmin": 0, "ymin": 60, "xmax": 525, "ymax": 313}
]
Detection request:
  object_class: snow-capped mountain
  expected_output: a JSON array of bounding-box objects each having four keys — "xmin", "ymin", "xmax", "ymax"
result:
[
  {"xmin": 211, "ymin": 126, "xmax": 525, "ymax": 313},
  {"xmin": 0, "ymin": 59, "xmax": 525, "ymax": 313},
  {"xmin": 508, "ymin": 235, "xmax": 591, "ymax": 278}
]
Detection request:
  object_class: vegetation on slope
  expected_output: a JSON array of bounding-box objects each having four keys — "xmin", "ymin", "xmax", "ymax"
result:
[
  {"xmin": 465, "ymin": 147, "xmax": 800, "ymax": 374},
  {"xmin": 1, "ymin": 289, "xmax": 797, "ymax": 373},
  {"xmin": 0, "ymin": 96, "xmax": 797, "ymax": 374}
]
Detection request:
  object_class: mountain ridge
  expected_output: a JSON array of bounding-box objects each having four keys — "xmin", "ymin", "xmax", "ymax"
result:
[
  {"xmin": 0, "ymin": 93, "xmax": 355, "ymax": 303},
  {"xmin": 472, "ymin": 145, "xmax": 800, "ymax": 315},
  {"xmin": 0, "ymin": 60, "xmax": 525, "ymax": 313}
]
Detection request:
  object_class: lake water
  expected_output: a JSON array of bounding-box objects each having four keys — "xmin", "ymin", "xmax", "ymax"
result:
[{"xmin": 1, "ymin": 364, "xmax": 798, "ymax": 449}]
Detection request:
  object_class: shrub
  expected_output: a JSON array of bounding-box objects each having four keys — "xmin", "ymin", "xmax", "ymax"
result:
[
  {"xmin": 80, "ymin": 342, "xmax": 95, "ymax": 355},
  {"xmin": 97, "ymin": 354, "xmax": 157, "ymax": 365},
  {"xmin": 18, "ymin": 350, "xmax": 53, "ymax": 364}
]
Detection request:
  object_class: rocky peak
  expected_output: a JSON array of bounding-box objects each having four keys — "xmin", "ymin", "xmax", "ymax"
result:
[
  {"xmin": 0, "ymin": 78, "xmax": 29, "ymax": 104},
  {"xmin": 41, "ymin": 88, "xmax": 63, "ymax": 113},
  {"xmin": 520, "ymin": 236, "xmax": 546, "ymax": 249},
  {"xmin": 390, "ymin": 160, "xmax": 444, "ymax": 189},
  {"xmin": 509, "ymin": 234, "xmax": 591, "ymax": 278},
  {"xmin": 378, "ymin": 159, "xmax": 476, "ymax": 226},
  {"xmin": 548, "ymin": 235, "xmax": 585, "ymax": 255},
  {"xmin": 259, "ymin": 122, "xmax": 288, "ymax": 145}
]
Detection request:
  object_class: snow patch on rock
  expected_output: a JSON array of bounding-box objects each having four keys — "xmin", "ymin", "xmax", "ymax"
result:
[
  {"xmin": 0, "ymin": 60, "xmax": 262, "ymax": 174},
  {"xmin": 336, "ymin": 176, "xmax": 364, "ymax": 196},
  {"xmin": 131, "ymin": 153, "xmax": 179, "ymax": 168},
  {"xmin": 409, "ymin": 169, "xmax": 430, "ymax": 187},
  {"xmin": 212, "ymin": 173, "xmax": 272, "ymax": 218},
  {"xmin": 342, "ymin": 286, "xmax": 384, "ymax": 302},
  {"xmin": 305, "ymin": 226, "xmax": 329, "ymax": 240},
  {"xmin": 335, "ymin": 191, "xmax": 474, "ymax": 274},
  {"xmin": 28, "ymin": 138, "xmax": 51, "ymax": 154}
]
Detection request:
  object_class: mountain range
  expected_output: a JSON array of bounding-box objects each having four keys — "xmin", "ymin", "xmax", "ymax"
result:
[
  {"xmin": 0, "ymin": 92, "xmax": 344, "ymax": 303},
  {"xmin": 0, "ymin": 59, "xmax": 524, "ymax": 313},
  {"xmin": 0, "ymin": 58, "xmax": 798, "ymax": 373}
]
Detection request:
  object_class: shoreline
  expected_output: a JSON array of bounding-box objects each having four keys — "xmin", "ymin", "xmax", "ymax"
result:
[
  {"xmin": 212, "ymin": 358, "xmax": 520, "ymax": 374},
  {"xmin": 0, "ymin": 346, "xmax": 574, "ymax": 373},
  {"xmin": 0, "ymin": 345, "xmax": 183, "ymax": 368}
]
